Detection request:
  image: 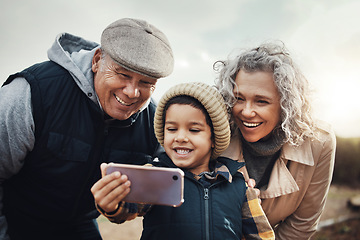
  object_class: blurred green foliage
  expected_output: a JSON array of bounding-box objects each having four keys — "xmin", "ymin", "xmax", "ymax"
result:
[{"xmin": 332, "ymin": 137, "xmax": 360, "ymax": 188}]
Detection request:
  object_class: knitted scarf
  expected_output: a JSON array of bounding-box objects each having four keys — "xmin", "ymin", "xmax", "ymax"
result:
[{"xmin": 241, "ymin": 128, "xmax": 285, "ymax": 188}]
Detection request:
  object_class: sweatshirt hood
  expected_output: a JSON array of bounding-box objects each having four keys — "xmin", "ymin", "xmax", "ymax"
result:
[
  {"xmin": 47, "ymin": 32, "xmax": 151, "ymax": 113},
  {"xmin": 47, "ymin": 32, "xmax": 100, "ymax": 105}
]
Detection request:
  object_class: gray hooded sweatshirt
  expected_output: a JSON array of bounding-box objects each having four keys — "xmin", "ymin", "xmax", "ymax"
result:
[{"xmin": 0, "ymin": 32, "xmax": 150, "ymax": 239}]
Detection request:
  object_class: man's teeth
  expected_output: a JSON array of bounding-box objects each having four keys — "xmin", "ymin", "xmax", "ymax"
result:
[
  {"xmin": 176, "ymin": 149, "xmax": 190, "ymax": 154},
  {"xmin": 115, "ymin": 94, "xmax": 131, "ymax": 106},
  {"xmin": 243, "ymin": 122, "xmax": 261, "ymax": 127}
]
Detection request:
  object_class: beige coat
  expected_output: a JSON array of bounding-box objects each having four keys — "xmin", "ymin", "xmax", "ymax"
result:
[{"xmin": 222, "ymin": 121, "xmax": 336, "ymax": 240}]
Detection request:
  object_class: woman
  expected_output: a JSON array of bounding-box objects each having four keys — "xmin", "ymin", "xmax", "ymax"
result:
[{"xmin": 215, "ymin": 41, "xmax": 336, "ymax": 240}]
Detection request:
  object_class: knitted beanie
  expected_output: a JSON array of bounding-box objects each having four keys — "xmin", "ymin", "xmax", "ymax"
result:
[{"xmin": 154, "ymin": 82, "xmax": 230, "ymax": 159}]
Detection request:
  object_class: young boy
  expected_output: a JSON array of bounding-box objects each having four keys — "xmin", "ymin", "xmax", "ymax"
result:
[{"xmin": 91, "ymin": 82, "xmax": 275, "ymax": 239}]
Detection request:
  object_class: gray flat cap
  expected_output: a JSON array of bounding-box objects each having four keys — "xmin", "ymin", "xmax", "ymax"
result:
[{"xmin": 101, "ymin": 18, "xmax": 174, "ymax": 79}]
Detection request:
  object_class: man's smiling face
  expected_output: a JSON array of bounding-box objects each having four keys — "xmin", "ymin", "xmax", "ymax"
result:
[{"xmin": 92, "ymin": 49, "xmax": 157, "ymax": 120}]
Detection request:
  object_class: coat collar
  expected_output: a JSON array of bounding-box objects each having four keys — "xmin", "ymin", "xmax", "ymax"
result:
[
  {"xmin": 223, "ymin": 130, "xmax": 314, "ymax": 199},
  {"xmin": 261, "ymin": 138, "xmax": 315, "ymax": 198},
  {"xmin": 281, "ymin": 138, "xmax": 314, "ymax": 166},
  {"xmin": 155, "ymin": 153, "xmax": 244, "ymax": 184}
]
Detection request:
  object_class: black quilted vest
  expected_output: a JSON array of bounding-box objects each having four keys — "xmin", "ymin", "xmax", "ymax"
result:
[{"xmin": 3, "ymin": 61, "xmax": 159, "ymax": 235}]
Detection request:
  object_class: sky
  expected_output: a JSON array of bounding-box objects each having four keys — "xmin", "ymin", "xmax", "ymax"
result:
[{"xmin": 1, "ymin": 0, "xmax": 359, "ymax": 138}]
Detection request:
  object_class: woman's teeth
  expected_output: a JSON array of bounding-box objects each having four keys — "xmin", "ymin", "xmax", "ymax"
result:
[{"xmin": 243, "ymin": 122, "xmax": 261, "ymax": 128}]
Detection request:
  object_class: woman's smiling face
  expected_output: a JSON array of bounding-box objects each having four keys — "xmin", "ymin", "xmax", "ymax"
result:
[{"xmin": 232, "ymin": 70, "xmax": 282, "ymax": 142}]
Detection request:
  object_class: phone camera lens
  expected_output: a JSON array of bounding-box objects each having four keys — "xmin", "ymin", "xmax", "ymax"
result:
[{"xmin": 172, "ymin": 175, "xmax": 178, "ymax": 180}]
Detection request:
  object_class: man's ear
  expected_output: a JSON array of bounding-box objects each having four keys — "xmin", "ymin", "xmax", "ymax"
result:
[{"xmin": 92, "ymin": 48, "xmax": 102, "ymax": 72}]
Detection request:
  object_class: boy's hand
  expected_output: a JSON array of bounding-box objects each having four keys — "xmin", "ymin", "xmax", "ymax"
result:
[{"xmin": 91, "ymin": 163, "xmax": 131, "ymax": 213}]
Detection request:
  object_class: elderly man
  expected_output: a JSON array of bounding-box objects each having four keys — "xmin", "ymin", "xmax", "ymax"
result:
[{"xmin": 0, "ymin": 18, "xmax": 173, "ymax": 240}]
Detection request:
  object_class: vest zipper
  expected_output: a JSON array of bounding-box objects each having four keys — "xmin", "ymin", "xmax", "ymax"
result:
[{"xmin": 204, "ymin": 188, "xmax": 210, "ymax": 240}]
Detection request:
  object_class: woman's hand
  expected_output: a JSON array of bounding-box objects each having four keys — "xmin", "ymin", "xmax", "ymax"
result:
[
  {"xmin": 247, "ymin": 178, "xmax": 256, "ymax": 188},
  {"xmin": 91, "ymin": 163, "xmax": 131, "ymax": 213},
  {"xmin": 246, "ymin": 178, "xmax": 261, "ymax": 203}
]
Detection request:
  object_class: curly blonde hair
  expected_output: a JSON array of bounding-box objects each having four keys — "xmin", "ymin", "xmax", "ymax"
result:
[{"xmin": 214, "ymin": 41, "xmax": 316, "ymax": 146}]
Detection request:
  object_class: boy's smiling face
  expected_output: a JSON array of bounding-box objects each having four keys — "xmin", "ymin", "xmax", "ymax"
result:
[{"xmin": 163, "ymin": 104, "xmax": 214, "ymax": 175}]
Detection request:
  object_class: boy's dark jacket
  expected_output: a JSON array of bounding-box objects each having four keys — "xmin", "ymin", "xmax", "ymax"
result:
[
  {"xmin": 2, "ymin": 61, "xmax": 160, "ymax": 238},
  {"xmin": 140, "ymin": 152, "xmax": 246, "ymax": 240}
]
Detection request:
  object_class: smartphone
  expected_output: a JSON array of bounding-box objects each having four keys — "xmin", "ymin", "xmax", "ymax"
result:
[{"xmin": 106, "ymin": 163, "xmax": 184, "ymax": 207}]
